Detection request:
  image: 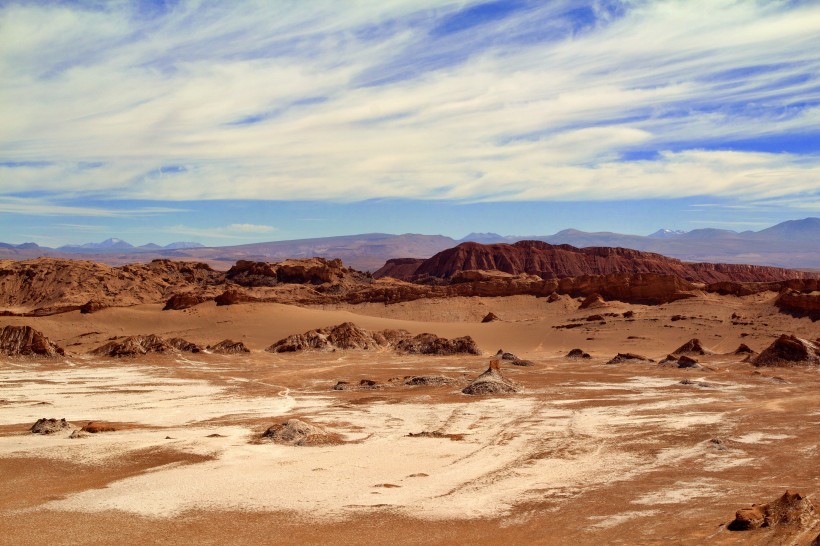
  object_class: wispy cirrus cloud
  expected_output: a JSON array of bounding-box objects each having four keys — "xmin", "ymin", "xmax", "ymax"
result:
[{"xmin": 0, "ymin": 0, "xmax": 818, "ymax": 211}]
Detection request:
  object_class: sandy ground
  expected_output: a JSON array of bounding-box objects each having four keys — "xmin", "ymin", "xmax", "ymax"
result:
[{"xmin": 1, "ymin": 293, "xmax": 819, "ymax": 545}]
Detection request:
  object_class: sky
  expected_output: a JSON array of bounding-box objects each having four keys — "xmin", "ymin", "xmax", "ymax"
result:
[{"xmin": 1, "ymin": 0, "xmax": 819, "ymax": 246}]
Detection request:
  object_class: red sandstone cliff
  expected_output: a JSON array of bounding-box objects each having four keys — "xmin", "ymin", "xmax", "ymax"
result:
[{"xmin": 375, "ymin": 241, "xmax": 814, "ymax": 284}]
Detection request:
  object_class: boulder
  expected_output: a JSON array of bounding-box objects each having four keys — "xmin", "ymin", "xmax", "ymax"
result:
[
  {"xmin": 752, "ymin": 335, "xmax": 820, "ymax": 367},
  {"xmin": 261, "ymin": 419, "xmax": 341, "ymax": 446},
  {"xmin": 30, "ymin": 418, "xmax": 72, "ymax": 434},
  {"xmin": 462, "ymin": 360, "xmax": 519, "ymax": 395},
  {"xmin": 677, "ymin": 355, "xmax": 701, "ymax": 368},
  {"xmin": 566, "ymin": 348, "xmax": 591, "ymax": 359},
  {"xmin": 481, "ymin": 312, "xmax": 500, "ymax": 323},
  {"xmin": 0, "ymin": 325, "xmax": 64, "ymax": 357}
]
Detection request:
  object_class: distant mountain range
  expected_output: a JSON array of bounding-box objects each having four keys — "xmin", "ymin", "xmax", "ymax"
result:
[
  {"xmin": 0, "ymin": 218, "xmax": 818, "ymax": 271},
  {"xmin": 56, "ymin": 238, "xmax": 205, "ymax": 252}
]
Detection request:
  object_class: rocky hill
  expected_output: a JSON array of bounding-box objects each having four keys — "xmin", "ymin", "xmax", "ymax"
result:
[{"xmin": 375, "ymin": 241, "xmax": 815, "ymax": 284}]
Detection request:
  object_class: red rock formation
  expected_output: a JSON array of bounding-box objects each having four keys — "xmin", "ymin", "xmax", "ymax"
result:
[
  {"xmin": 775, "ymin": 290, "xmax": 820, "ymax": 321},
  {"xmin": 673, "ymin": 338, "xmax": 711, "ymax": 356},
  {"xmin": 579, "ymin": 293, "xmax": 606, "ymax": 309},
  {"xmin": 388, "ymin": 241, "xmax": 814, "ymax": 284},
  {"xmin": 752, "ymin": 335, "xmax": 820, "ymax": 367},
  {"xmin": 373, "ymin": 258, "xmax": 426, "ymax": 280},
  {"xmin": 0, "ymin": 325, "xmax": 64, "ymax": 357},
  {"xmin": 163, "ymin": 292, "xmax": 209, "ymax": 311}
]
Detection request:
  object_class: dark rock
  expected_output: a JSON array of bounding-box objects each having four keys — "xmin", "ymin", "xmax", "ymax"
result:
[
  {"xmin": 734, "ymin": 343, "xmax": 754, "ymax": 354},
  {"xmin": 567, "ymin": 348, "xmax": 591, "ymax": 359},
  {"xmin": 79, "ymin": 300, "xmax": 106, "ymax": 314},
  {"xmin": 163, "ymin": 292, "xmax": 208, "ymax": 311},
  {"xmin": 481, "ymin": 312, "xmax": 500, "ymax": 323}
]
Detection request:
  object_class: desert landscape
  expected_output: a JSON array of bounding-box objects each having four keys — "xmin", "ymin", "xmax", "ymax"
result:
[
  {"xmin": 3, "ymin": 1, "xmax": 820, "ymax": 544},
  {"xmin": 1, "ymin": 241, "xmax": 818, "ymax": 545}
]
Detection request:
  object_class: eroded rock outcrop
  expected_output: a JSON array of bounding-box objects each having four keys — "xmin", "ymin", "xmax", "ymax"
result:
[
  {"xmin": 728, "ymin": 490, "xmax": 816, "ymax": 531},
  {"xmin": 91, "ymin": 334, "xmax": 201, "ymax": 357},
  {"xmin": 266, "ymin": 322, "xmax": 403, "ymax": 353},
  {"xmin": 261, "ymin": 419, "xmax": 341, "ymax": 446},
  {"xmin": 266, "ymin": 323, "xmax": 480, "ymax": 355},
  {"xmin": 30, "ymin": 418, "xmax": 72, "ymax": 434},
  {"xmin": 0, "ymin": 325, "xmax": 64, "ymax": 357},
  {"xmin": 208, "ymin": 339, "xmax": 250, "ymax": 354},
  {"xmin": 579, "ymin": 293, "xmax": 606, "ymax": 310},
  {"xmin": 0, "ymin": 258, "xmax": 221, "ymax": 314},
  {"xmin": 775, "ymin": 290, "xmax": 820, "ymax": 321},
  {"xmin": 395, "ymin": 333, "xmax": 481, "ymax": 356},
  {"xmin": 606, "ymin": 353, "xmax": 652, "ymax": 365},
  {"xmin": 462, "ymin": 359, "xmax": 519, "ymax": 395},
  {"xmin": 163, "ymin": 292, "xmax": 209, "ymax": 311},
  {"xmin": 752, "ymin": 335, "xmax": 820, "ymax": 367},
  {"xmin": 673, "ymin": 338, "xmax": 711, "ymax": 356}
]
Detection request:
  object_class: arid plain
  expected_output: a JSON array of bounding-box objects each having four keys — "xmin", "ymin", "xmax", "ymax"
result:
[{"xmin": 2, "ymin": 280, "xmax": 819, "ymax": 545}]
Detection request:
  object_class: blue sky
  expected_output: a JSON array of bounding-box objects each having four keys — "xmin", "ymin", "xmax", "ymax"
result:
[{"xmin": 1, "ymin": 0, "xmax": 819, "ymax": 246}]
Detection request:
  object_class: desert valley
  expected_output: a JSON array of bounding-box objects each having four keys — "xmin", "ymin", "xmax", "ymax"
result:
[
  {"xmin": 4, "ymin": 2, "xmax": 820, "ymax": 544},
  {"xmin": 1, "ymin": 239, "xmax": 818, "ymax": 545}
]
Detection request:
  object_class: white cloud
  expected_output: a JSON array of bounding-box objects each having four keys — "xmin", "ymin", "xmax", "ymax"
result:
[{"xmin": 0, "ymin": 0, "xmax": 819, "ymax": 210}]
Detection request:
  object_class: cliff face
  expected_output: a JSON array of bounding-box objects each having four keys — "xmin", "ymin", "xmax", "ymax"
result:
[{"xmin": 379, "ymin": 241, "xmax": 814, "ymax": 284}]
